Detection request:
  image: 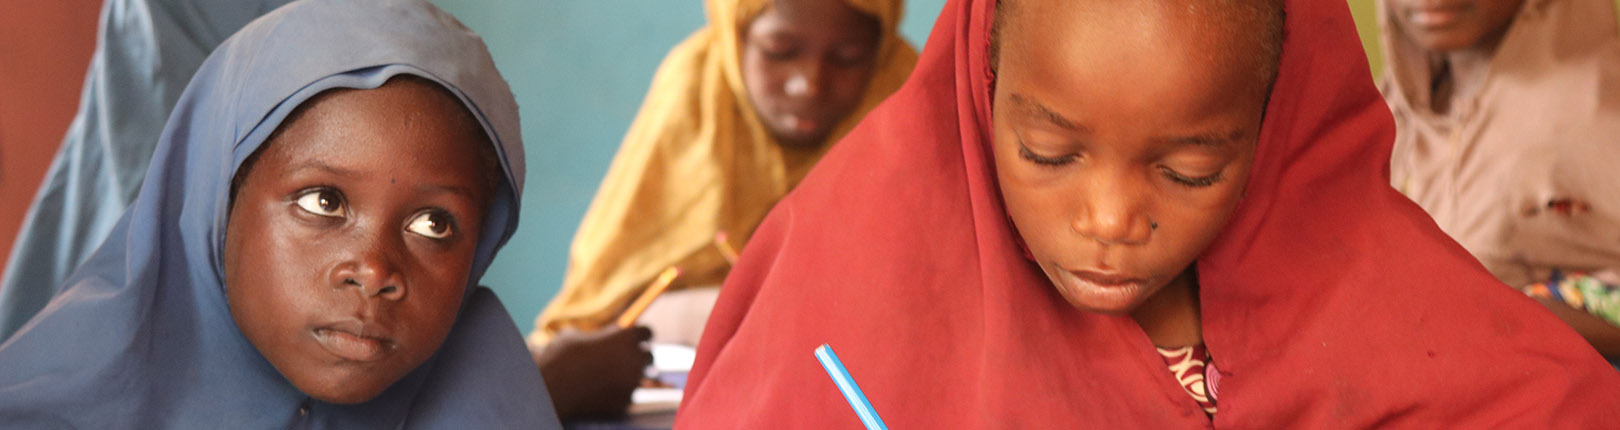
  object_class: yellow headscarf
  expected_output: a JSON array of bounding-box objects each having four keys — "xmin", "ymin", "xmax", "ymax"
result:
[{"xmin": 530, "ymin": 0, "xmax": 917, "ymax": 343}]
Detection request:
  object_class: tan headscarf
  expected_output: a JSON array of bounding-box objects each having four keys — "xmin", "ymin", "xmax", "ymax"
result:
[
  {"xmin": 529, "ymin": 0, "xmax": 917, "ymax": 343},
  {"xmin": 1380, "ymin": 0, "xmax": 1620, "ymax": 287}
]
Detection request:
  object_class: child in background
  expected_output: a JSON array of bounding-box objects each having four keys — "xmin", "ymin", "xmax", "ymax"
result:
[
  {"xmin": 1379, "ymin": 0, "xmax": 1620, "ymax": 360},
  {"xmin": 0, "ymin": 0, "xmax": 558, "ymax": 427},
  {"xmin": 676, "ymin": 0, "xmax": 1620, "ymax": 427},
  {"xmin": 528, "ymin": 0, "xmax": 917, "ymax": 419}
]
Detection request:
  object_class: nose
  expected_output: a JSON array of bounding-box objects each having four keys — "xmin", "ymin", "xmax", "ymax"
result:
[
  {"xmin": 330, "ymin": 233, "xmax": 406, "ymax": 301},
  {"xmin": 783, "ymin": 61, "xmax": 824, "ymax": 99},
  {"xmin": 1071, "ymin": 169, "xmax": 1154, "ymax": 246}
]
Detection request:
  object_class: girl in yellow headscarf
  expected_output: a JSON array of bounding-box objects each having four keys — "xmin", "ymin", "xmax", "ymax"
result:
[{"xmin": 529, "ymin": 0, "xmax": 916, "ymax": 419}]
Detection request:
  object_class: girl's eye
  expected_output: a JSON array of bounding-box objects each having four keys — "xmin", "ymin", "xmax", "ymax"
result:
[
  {"xmin": 1161, "ymin": 167, "xmax": 1225, "ymax": 188},
  {"xmin": 406, "ymin": 211, "xmax": 455, "ymax": 239},
  {"xmin": 294, "ymin": 189, "xmax": 345, "ymax": 217},
  {"xmin": 763, "ymin": 47, "xmax": 795, "ymax": 61},
  {"xmin": 831, "ymin": 47, "xmax": 874, "ymax": 67},
  {"xmin": 1017, "ymin": 141, "xmax": 1077, "ymax": 167}
]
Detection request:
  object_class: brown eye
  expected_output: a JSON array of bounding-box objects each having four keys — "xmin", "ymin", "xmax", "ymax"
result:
[
  {"xmin": 762, "ymin": 46, "xmax": 795, "ymax": 61},
  {"xmin": 294, "ymin": 189, "xmax": 345, "ymax": 217},
  {"xmin": 406, "ymin": 210, "xmax": 454, "ymax": 239},
  {"xmin": 831, "ymin": 45, "xmax": 874, "ymax": 67}
]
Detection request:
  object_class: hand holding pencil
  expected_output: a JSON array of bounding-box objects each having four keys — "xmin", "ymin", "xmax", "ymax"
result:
[{"xmin": 617, "ymin": 266, "xmax": 682, "ymax": 328}]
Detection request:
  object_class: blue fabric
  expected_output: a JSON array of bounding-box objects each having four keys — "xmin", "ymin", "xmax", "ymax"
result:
[
  {"xmin": 0, "ymin": 0, "xmax": 295, "ymax": 342},
  {"xmin": 0, "ymin": 0, "xmax": 560, "ymax": 428}
]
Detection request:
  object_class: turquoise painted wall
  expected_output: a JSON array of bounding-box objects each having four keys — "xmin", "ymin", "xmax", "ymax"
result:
[{"xmin": 427, "ymin": 0, "xmax": 951, "ymax": 332}]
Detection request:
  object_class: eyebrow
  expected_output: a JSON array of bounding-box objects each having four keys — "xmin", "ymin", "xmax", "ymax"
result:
[
  {"xmin": 291, "ymin": 161, "xmax": 476, "ymax": 196},
  {"xmin": 288, "ymin": 160, "xmax": 360, "ymax": 177},
  {"xmin": 1010, "ymin": 93, "xmax": 1247, "ymax": 147},
  {"xmin": 1160, "ymin": 130, "xmax": 1247, "ymax": 147},
  {"xmin": 1009, "ymin": 93, "xmax": 1086, "ymax": 132},
  {"xmin": 419, "ymin": 183, "xmax": 476, "ymax": 198}
]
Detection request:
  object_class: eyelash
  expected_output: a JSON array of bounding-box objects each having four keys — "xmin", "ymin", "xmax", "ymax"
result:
[
  {"xmin": 1160, "ymin": 168, "xmax": 1224, "ymax": 188},
  {"xmin": 759, "ymin": 42, "xmax": 872, "ymax": 66},
  {"xmin": 1017, "ymin": 142, "xmax": 1076, "ymax": 166},
  {"xmin": 1016, "ymin": 141, "xmax": 1225, "ymax": 188},
  {"xmin": 763, "ymin": 48, "xmax": 795, "ymax": 61}
]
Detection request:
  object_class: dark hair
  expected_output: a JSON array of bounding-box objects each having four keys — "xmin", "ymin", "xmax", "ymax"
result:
[{"xmin": 228, "ymin": 75, "xmax": 504, "ymax": 212}]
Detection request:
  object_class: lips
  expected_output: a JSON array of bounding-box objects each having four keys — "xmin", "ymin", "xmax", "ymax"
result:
[
  {"xmin": 1407, "ymin": 4, "xmax": 1471, "ymax": 28},
  {"xmin": 311, "ymin": 320, "xmax": 396, "ymax": 362},
  {"xmin": 781, "ymin": 113, "xmax": 821, "ymax": 135},
  {"xmin": 1068, "ymin": 270, "xmax": 1147, "ymax": 288},
  {"xmin": 1053, "ymin": 268, "xmax": 1151, "ymax": 313}
]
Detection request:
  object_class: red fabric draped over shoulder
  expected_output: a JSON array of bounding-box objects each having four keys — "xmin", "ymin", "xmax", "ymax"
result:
[{"xmin": 675, "ymin": 0, "xmax": 1620, "ymax": 428}]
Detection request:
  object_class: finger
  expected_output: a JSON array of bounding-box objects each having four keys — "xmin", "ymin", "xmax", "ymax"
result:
[{"xmin": 630, "ymin": 325, "xmax": 653, "ymax": 342}]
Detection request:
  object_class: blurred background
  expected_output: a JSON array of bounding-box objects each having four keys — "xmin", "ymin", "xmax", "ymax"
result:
[{"xmin": 0, "ymin": 0, "xmax": 1543, "ymax": 330}]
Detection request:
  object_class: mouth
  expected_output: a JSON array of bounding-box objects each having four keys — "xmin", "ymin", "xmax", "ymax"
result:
[
  {"xmin": 1406, "ymin": 4, "xmax": 1471, "ymax": 28},
  {"xmin": 1053, "ymin": 268, "xmax": 1150, "ymax": 313},
  {"xmin": 311, "ymin": 320, "xmax": 397, "ymax": 363},
  {"xmin": 780, "ymin": 113, "xmax": 823, "ymax": 136}
]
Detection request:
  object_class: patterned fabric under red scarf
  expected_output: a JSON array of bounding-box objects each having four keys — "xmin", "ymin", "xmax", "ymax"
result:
[{"xmin": 1157, "ymin": 345, "xmax": 1217, "ymax": 416}]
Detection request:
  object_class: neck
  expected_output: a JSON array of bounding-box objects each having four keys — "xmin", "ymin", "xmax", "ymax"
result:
[
  {"xmin": 1131, "ymin": 269, "xmax": 1203, "ymax": 348},
  {"xmin": 1427, "ymin": 36, "xmax": 1505, "ymax": 114}
]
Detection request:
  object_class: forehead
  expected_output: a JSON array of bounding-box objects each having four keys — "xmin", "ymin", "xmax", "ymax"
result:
[
  {"xmin": 999, "ymin": 1, "xmax": 1271, "ymax": 130},
  {"xmin": 752, "ymin": 0, "xmax": 879, "ymax": 37},
  {"xmin": 252, "ymin": 80, "xmax": 490, "ymax": 184}
]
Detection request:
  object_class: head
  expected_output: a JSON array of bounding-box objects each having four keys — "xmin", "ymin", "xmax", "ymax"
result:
[
  {"xmin": 989, "ymin": 0, "xmax": 1284, "ymax": 315},
  {"xmin": 224, "ymin": 76, "xmax": 503, "ymax": 404},
  {"xmin": 1386, "ymin": 0, "xmax": 1525, "ymax": 53},
  {"xmin": 740, "ymin": 0, "xmax": 883, "ymax": 149}
]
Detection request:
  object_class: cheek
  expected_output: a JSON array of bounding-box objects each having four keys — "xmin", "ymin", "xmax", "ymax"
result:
[
  {"xmin": 1157, "ymin": 172, "xmax": 1249, "ymax": 260},
  {"xmin": 992, "ymin": 151, "xmax": 1066, "ymax": 254},
  {"xmin": 825, "ymin": 66, "xmax": 876, "ymax": 112},
  {"xmin": 224, "ymin": 204, "xmax": 327, "ymax": 360},
  {"xmin": 740, "ymin": 50, "xmax": 782, "ymax": 101},
  {"xmin": 395, "ymin": 243, "xmax": 477, "ymax": 354}
]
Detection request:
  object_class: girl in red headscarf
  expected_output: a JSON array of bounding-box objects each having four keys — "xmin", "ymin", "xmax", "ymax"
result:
[{"xmin": 675, "ymin": 0, "xmax": 1620, "ymax": 428}]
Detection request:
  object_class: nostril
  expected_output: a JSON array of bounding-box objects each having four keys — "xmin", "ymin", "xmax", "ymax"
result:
[
  {"xmin": 378, "ymin": 285, "xmax": 398, "ymax": 296},
  {"xmin": 343, "ymin": 278, "xmax": 360, "ymax": 287}
]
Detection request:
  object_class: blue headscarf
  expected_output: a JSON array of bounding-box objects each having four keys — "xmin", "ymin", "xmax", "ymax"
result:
[{"xmin": 0, "ymin": 0, "xmax": 560, "ymax": 428}]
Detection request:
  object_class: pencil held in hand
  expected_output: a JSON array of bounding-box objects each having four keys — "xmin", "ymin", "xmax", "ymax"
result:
[
  {"xmin": 617, "ymin": 267, "xmax": 682, "ymax": 328},
  {"xmin": 714, "ymin": 232, "xmax": 740, "ymax": 265}
]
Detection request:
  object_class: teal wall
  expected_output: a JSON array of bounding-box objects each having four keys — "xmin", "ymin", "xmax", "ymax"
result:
[{"xmin": 427, "ymin": 0, "xmax": 951, "ymax": 332}]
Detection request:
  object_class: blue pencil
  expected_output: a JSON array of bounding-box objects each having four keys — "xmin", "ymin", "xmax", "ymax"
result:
[{"xmin": 814, "ymin": 344, "xmax": 888, "ymax": 430}]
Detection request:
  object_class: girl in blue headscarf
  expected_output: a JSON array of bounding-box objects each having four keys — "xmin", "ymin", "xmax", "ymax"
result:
[{"xmin": 0, "ymin": 0, "xmax": 560, "ymax": 427}]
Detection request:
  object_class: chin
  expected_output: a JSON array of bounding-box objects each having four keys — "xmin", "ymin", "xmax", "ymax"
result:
[
  {"xmin": 770, "ymin": 130, "xmax": 828, "ymax": 149},
  {"xmin": 1412, "ymin": 32, "xmax": 1479, "ymax": 52},
  {"xmin": 308, "ymin": 387, "xmax": 387, "ymax": 405},
  {"xmin": 296, "ymin": 377, "xmax": 392, "ymax": 405}
]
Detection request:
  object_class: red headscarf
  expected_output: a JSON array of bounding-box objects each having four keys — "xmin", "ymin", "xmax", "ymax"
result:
[{"xmin": 675, "ymin": 0, "xmax": 1620, "ymax": 427}]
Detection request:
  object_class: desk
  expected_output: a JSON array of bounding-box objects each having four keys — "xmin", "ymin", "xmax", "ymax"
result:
[
  {"xmin": 562, "ymin": 410, "xmax": 676, "ymax": 430},
  {"xmin": 562, "ymin": 344, "xmax": 691, "ymax": 430}
]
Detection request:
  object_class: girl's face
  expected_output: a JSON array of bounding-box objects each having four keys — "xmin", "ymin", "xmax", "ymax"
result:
[
  {"xmin": 741, "ymin": 0, "xmax": 881, "ymax": 149},
  {"xmin": 223, "ymin": 78, "xmax": 495, "ymax": 404},
  {"xmin": 1389, "ymin": 0, "xmax": 1526, "ymax": 52},
  {"xmin": 991, "ymin": 1, "xmax": 1270, "ymax": 315}
]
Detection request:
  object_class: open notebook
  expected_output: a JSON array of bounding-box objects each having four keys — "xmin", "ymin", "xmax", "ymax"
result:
[{"xmin": 627, "ymin": 343, "xmax": 696, "ymax": 415}]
